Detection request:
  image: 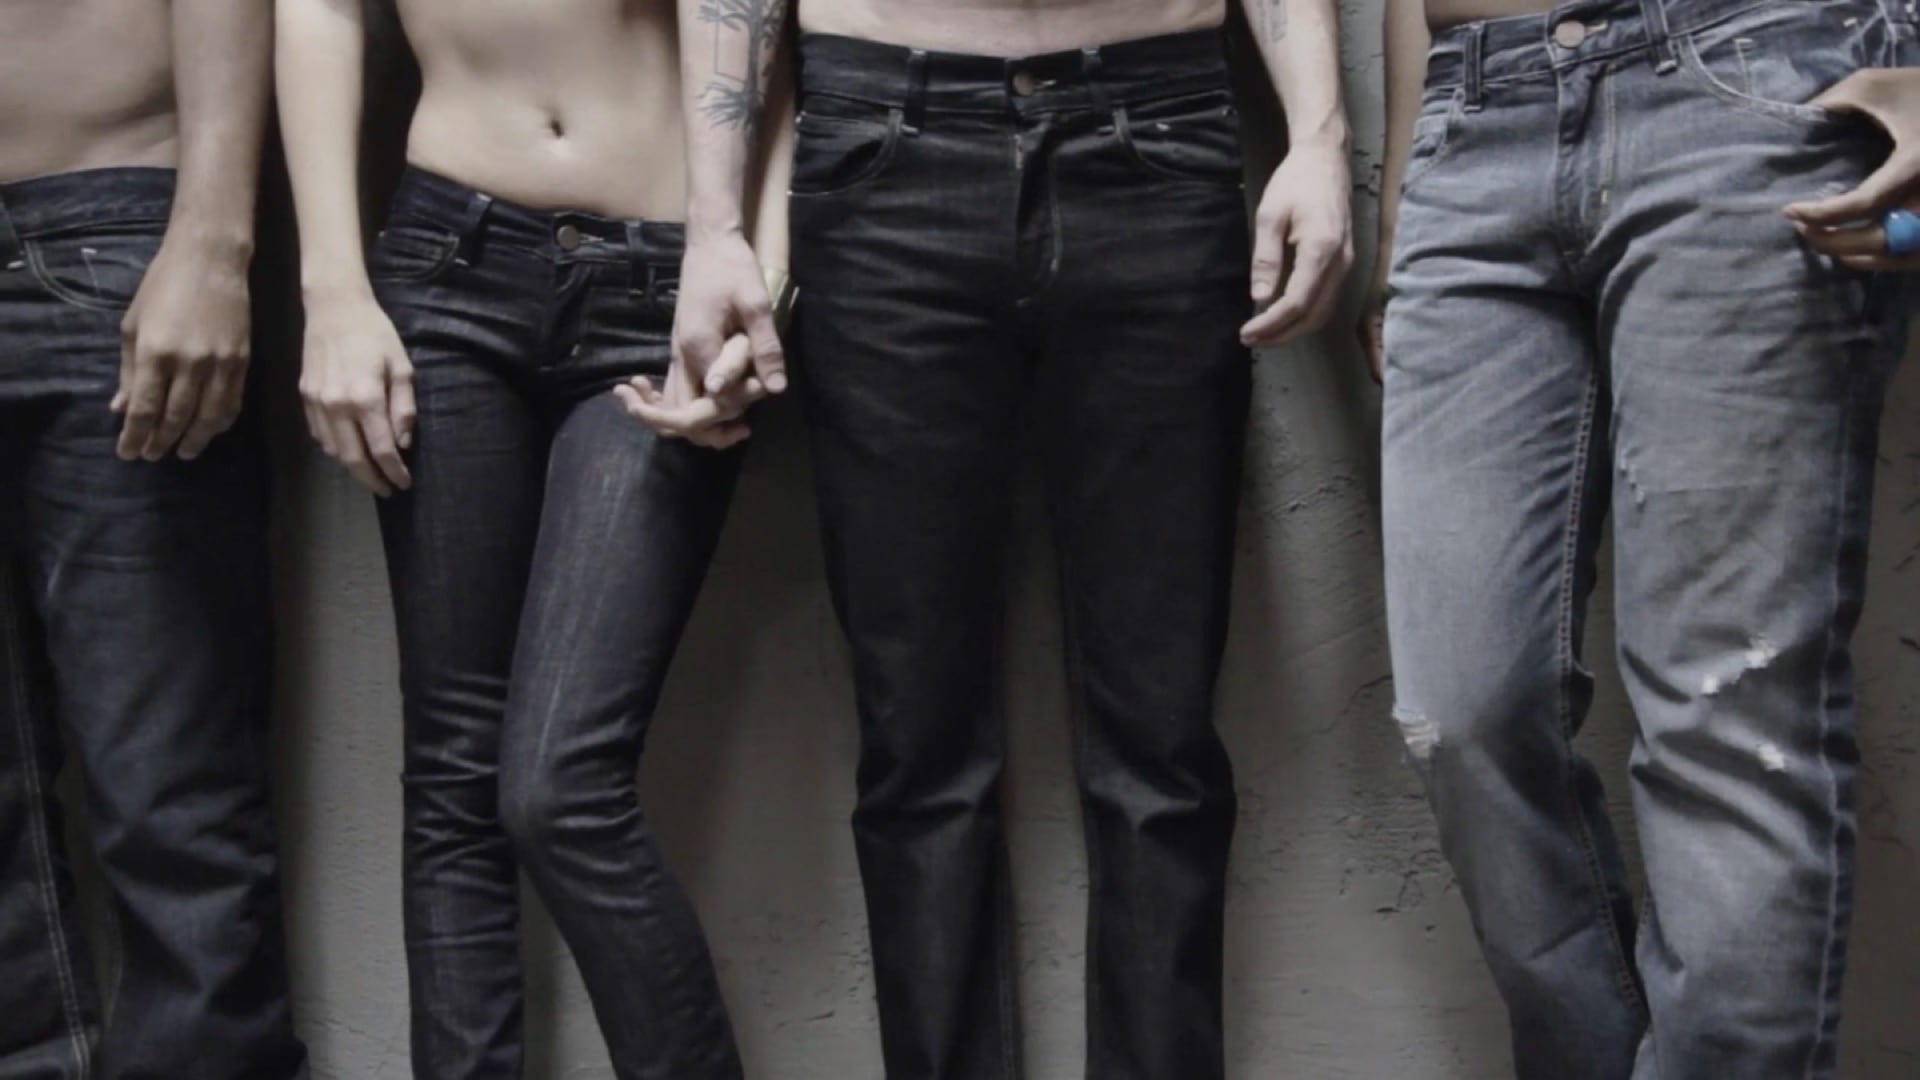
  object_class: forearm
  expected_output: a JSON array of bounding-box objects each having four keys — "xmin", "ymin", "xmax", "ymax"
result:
[
  {"xmin": 1375, "ymin": 0, "xmax": 1432, "ymax": 274},
  {"xmin": 275, "ymin": 0, "xmax": 373, "ymax": 299},
  {"xmin": 1242, "ymin": 0, "xmax": 1351, "ymax": 151},
  {"xmin": 168, "ymin": 0, "xmax": 272, "ymax": 258},
  {"xmin": 746, "ymin": 44, "xmax": 796, "ymax": 271},
  {"xmin": 681, "ymin": 0, "xmax": 791, "ymax": 240}
]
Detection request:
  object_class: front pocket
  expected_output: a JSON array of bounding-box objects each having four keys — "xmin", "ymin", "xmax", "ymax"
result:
[
  {"xmin": 1399, "ymin": 88, "xmax": 1463, "ymax": 195},
  {"xmin": 1676, "ymin": 0, "xmax": 1876, "ymax": 127},
  {"xmin": 25, "ymin": 230, "xmax": 162, "ymax": 312},
  {"xmin": 789, "ymin": 102, "xmax": 905, "ymax": 198},
  {"xmin": 369, "ymin": 224, "xmax": 459, "ymax": 284},
  {"xmin": 1115, "ymin": 91, "xmax": 1246, "ymax": 186}
]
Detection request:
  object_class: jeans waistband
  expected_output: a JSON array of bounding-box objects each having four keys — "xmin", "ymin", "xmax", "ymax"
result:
[
  {"xmin": 0, "ymin": 167, "xmax": 174, "ymax": 258},
  {"xmin": 387, "ymin": 166, "xmax": 686, "ymax": 272},
  {"xmin": 795, "ymin": 27, "xmax": 1232, "ymax": 123},
  {"xmin": 1427, "ymin": 0, "xmax": 1899, "ymax": 100}
]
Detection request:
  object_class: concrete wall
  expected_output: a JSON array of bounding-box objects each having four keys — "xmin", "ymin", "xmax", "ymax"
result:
[{"xmin": 142, "ymin": 5, "xmax": 1920, "ymax": 1078}]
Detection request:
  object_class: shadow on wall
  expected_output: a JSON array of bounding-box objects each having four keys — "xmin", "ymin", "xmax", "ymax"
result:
[{"xmin": 58, "ymin": 3, "xmax": 1920, "ymax": 1078}]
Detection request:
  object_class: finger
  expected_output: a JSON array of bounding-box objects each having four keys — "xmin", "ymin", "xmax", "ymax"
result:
[
  {"xmin": 686, "ymin": 421, "xmax": 753, "ymax": 451},
  {"xmin": 742, "ymin": 303, "xmax": 788, "ymax": 394},
  {"xmin": 703, "ymin": 334, "xmax": 757, "ymax": 395},
  {"xmin": 1837, "ymin": 252, "xmax": 1920, "ymax": 273},
  {"xmin": 1796, "ymin": 220, "xmax": 1888, "ymax": 258},
  {"xmin": 1295, "ymin": 256, "xmax": 1349, "ymax": 339},
  {"xmin": 116, "ymin": 351, "xmax": 173, "ymax": 461},
  {"xmin": 1784, "ymin": 153, "xmax": 1920, "ymax": 225},
  {"xmin": 177, "ymin": 362, "xmax": 240, "ymax": 461},
  {"xmin": 304, "ymin": 395, "xmax": 338, "ymax": 457},
  {"xmin": 617, "ymin": 384, "xmax": 723, "ymax": 437},
  {"xmin": 328, "ymin": 413, "xmax": 391, "ymax": 497},
  {"xmin": 114, "ymin": 318, "xmax": 137, "ymax": 414},
  {"xmin": 145, "ymin": 362, "xmax": 210, "ymax": 460},
  {"xmin": 389, "ymin": 367, "xmax": 418, "ymax": 451},
  {"xmin": 360, "ymin": 402, "xmax": 412, "ymax": 491},
  {"xmin": 1243, "ymin": 245, "xmax": 1334, "ymax": 345},
  {"xmin": 1250, "ymin": 217, "xmax": 1289, "ymax": 305}
]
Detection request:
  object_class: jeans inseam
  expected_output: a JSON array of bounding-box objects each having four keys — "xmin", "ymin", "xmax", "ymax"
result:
[
  {"xmin": 2, "ymin": 571, "xmax": 92, "ymax": 1078},
  {"xmin": 1555, "ymin": 372, "xmax": 1645, "ymax": 1016},
  {"xmin": 1055, "ymin": 536, "xmax": 1098, "ymax": 1080}
]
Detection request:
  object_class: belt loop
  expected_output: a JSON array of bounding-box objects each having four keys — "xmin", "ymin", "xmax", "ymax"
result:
[
  {"xmin": 1639, "ymin": 0, "xmax": 1680, "ymax": 72},
  {"xmin": 903, "ymin": 49, "xmax": 928, "ymax": 135},
  {"xmin": 1463, "ymin": 24, "xmax": 1486, "ymax": 112},
  {"xmin": 1082, "ymin": 47, "xmax": 1116, "ymax": 133},
  {"xmin": 625, "ymin": 220, "xmax": 650, "ymax": 298},
  {"xmin": 0, "ymin": 191, "xmax": 19, "ymax": 266},
  {"xmin": 453, "ymin": 190, "xmax": 493, "ymax": 265}
]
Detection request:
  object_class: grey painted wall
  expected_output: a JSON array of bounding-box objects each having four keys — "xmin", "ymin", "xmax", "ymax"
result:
[{"xmin": 108, "ymin": 5, "xmax": 1920, "ymax": 1078}]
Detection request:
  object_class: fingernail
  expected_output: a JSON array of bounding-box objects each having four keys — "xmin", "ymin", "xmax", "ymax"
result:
[{"xmin": 767, "ymin": 373, "xmax": 789, "ymax": 393}]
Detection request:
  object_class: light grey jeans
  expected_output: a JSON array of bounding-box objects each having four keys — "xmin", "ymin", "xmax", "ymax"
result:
[{"xmin": 1381, "ymin": 0, "xmax": 1918, "ymax": 1076}]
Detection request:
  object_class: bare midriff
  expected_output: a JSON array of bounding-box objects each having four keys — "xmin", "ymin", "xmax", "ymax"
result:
[
  {"xmin": 0, "ymin": 0, "xmax": 177, "ymax": 183},
  {"xmin": 1427, "ymin": 0, "xmax": 1561, "ymax": 33},
  {"xmin": 797, "ymin": 0, "xmax": 1228, "ymax": 56},
  {"xmin": 398, "ymin": 0, "xmax": 688, "ymax": 220}
]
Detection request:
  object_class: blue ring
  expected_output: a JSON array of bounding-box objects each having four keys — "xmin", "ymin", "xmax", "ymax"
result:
[{"xmin": 1886, "ymin": 208, "xmax": 1920, "ymax": 257}]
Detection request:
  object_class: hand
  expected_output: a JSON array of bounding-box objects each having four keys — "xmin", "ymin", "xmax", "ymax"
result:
[
  {"xmin": 1242, "ymin": 140, "xmax": 1355, "ymax": 347},
  {"xmin": 298, "ymin": 289, "xmax": 415, "ymax": 496},
  {"xmin": 614, "ymin": 333, "xmax": 764, "ymax": 450},
  {"xmin": 1784, "ymin": 68, "xmax": 1920, "ymax": 272},
  {"xmin": 1356, "ymin": 271, "xmax": 1387, "ymax": 385},
  {"xmin": 675, "ymin": 229, "xmax": 787, "ymax": 398},
  {"xmin": 113, "ymin": 232, "xmax": 253, "ymax": 461}
]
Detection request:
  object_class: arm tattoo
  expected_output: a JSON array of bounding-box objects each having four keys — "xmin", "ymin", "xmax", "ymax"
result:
[
  {"xmin": 1262, "ymin": 0, "xmax": 1289, "ymax": 41},
  {"xmin": 697, "ymin": 0, "xmax": 788, "ymax": 132}
]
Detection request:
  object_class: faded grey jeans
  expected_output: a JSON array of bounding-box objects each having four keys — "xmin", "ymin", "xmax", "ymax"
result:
[{"xmin": 1381, "ymin": 0, "xmax": 1918, "ymax": 1076}]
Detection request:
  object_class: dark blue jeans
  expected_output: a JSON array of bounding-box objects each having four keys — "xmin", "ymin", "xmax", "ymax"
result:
[
  {"xmin": 790, "ymin": 29, "xmax": 1252, "ymax": 1080},
  {"xmin": 0, "ymin": 168, "xmax": 305, "ymax": 1079},
  {"xmin": 370, "ymin": 169, "xmax": 743, "ymax": 1080}
]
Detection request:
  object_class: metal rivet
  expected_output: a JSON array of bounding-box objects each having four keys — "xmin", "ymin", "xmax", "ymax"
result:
[
  {"xmin": 556, "ymin": 224, "xmax": 583, "ymax": 251},
  {"xmin": 1554, "ymin": 20, "xmax": 1589, "ymax": 48}
]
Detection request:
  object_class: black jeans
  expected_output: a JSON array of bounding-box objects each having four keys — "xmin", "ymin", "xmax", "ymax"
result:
[
  {"xmin": 371, "ymin": 169, "xmax": 742, "ymax": 1080},
  {"xmin": 790, "ymin": 30, "xmax": 1253, "ymax": 1080},
  {"xmin": 0, "ymin": 168, "xmax": 305, "ymax": 1079}
]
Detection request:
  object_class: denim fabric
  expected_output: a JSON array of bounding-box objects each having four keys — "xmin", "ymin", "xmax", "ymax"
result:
[
  {"xmin": 790, "ymin": 30, "xmax": 1252, "ymax": 1080},
  {"xmin": 1382, "ymin": 0, "xmax": 1919, "ymax": 1076},
  {"xmin": 370, "ymin": 169, "xmax": 742, "ymax": 1080},
  {"xmin": 0, "ymin": 168, "xmax": 305, "ymax": 1079}
]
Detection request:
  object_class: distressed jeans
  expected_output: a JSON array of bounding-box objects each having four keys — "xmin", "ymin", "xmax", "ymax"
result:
[
  {"xmin": 371, "ymin": 169, "xmax": 742, "ymax": 1080},
  {"xmin": 1382, "ymin": 0, "xmax": 1919, "ymax": 1076},
  {"xmin": 0, "ymin": 168, "xmax": 306, "ymax": 1079},
  {"xmin": 790, "ymin": 29, "xmax": 1251, "ymax": 1080}
]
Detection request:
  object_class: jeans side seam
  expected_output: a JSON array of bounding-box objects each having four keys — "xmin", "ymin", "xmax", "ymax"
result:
[
  {"xmin": 1801, "ymin": 355, "xmax": 1862, "ymax": 1080},
  {"xmin": 992, "ymin": 599, "xmax": 1022, "ymax": 1080},
  {"xmin": 1554, "ymin": 373, "xmax": 1643, "ymax": 1016},
  {"xmin": 2, "ymin": 574, "xmax": 92, "ymax": 1078}
]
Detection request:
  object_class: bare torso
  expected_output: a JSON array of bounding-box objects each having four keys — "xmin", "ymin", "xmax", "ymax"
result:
[
  {"xmin": 0, "ymin": 0, "xmax": 176, "ymax": 183},
  {"xmin": 1428, "ymin": 0, "xmax": 1557, "ymax": 31},
  {"xmin": 798, "ymin": 0, "xmax": 1229, "ymax": 56},
  {"xmin": 398, "ymin": 0, "xmax": 686, "ymax": 219}
]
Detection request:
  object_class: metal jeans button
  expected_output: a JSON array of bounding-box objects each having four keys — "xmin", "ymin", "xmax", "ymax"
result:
[
  {"xmin": 556, "ymin": 223, "xmax": 583, "ymax": 251},
  {"xmin": 1553, "ymin": 20, "xmax": 1589, "ymax": 48},
  {"xmin": 1010, "ymin": 69, "xmax": 1040, "ymax": 96}
]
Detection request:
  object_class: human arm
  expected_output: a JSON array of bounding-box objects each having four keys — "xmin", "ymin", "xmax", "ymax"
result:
[
  {"xmin": 1236, "ymin": 0, "xmax": 1355, "ymax": 348},
  {"xmin": 1356, "ymin": 0, "xmax": 1431, "ymax": 380},
  {"xmin": 275, "ymin": 0, "xmax": 414, "ymax": 494},
  {"xmin": 617, "ymin": 2, "xmax": 794, "ymax": 446},
  {"xmin": 115, "ymin": 0, "xmax": 272, "ymax": 462},
  {"xmin": 1785, "ymin": 67, "xmax": 1920, "ymax": 272}
]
